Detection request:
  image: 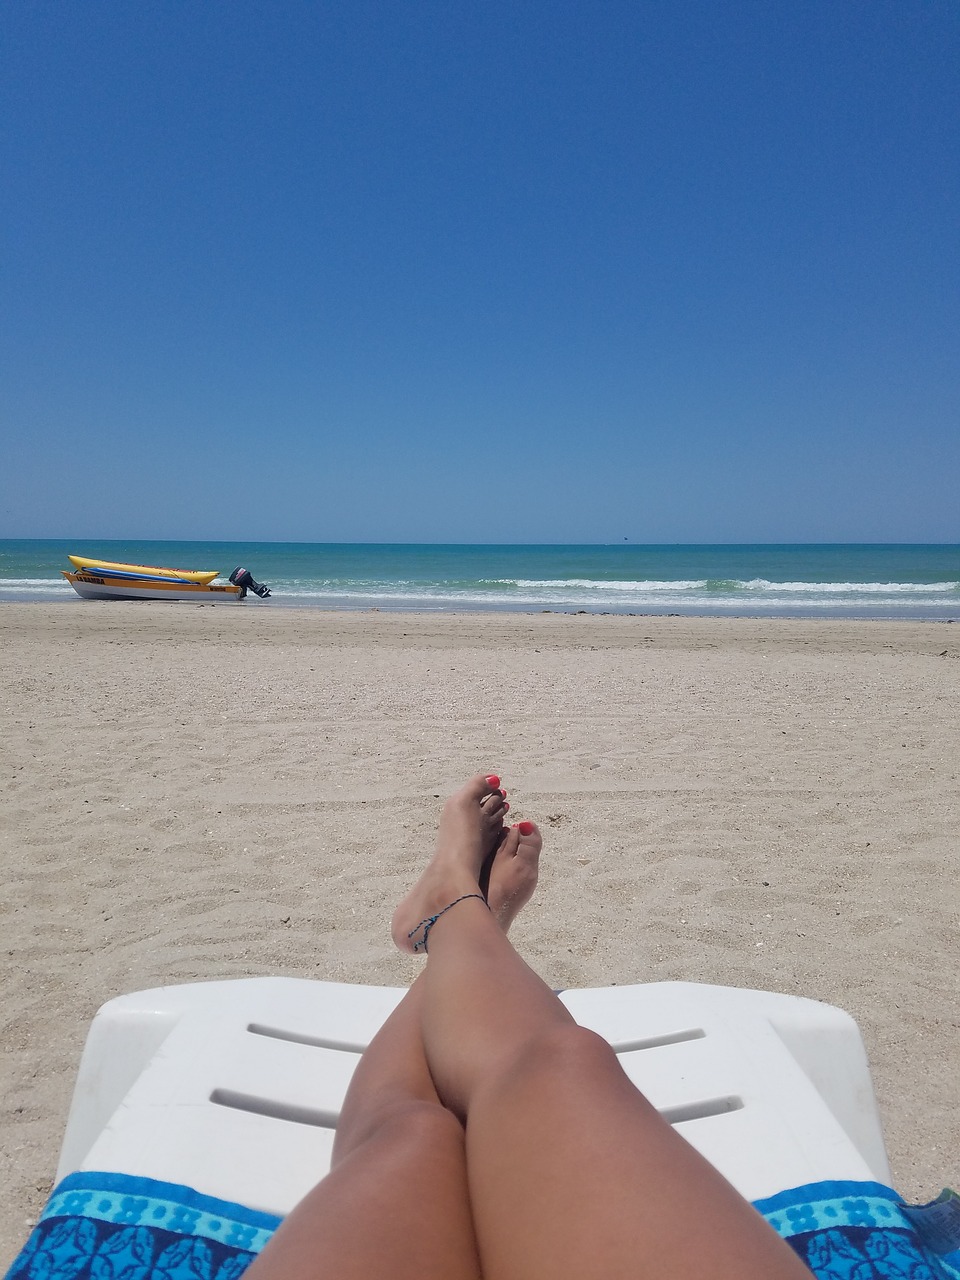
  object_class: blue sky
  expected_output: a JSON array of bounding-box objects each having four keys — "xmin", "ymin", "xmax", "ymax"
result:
[{"xmin": 3, "ymin": 1, "xmax": 958, "ymax": 543}]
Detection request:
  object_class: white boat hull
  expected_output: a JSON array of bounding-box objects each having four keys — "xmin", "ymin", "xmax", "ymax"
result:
[{"xmin": 63, "ymin": 572, "xmax": 243, "ymax": 603}]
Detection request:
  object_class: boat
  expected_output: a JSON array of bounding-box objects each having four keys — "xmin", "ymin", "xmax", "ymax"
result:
[
  {"xmin": 63, "ymin": 570, "xmax": 243, "ymax": 603},
  {"xmin": 68, "ymin": 555, "xmax": 219, "ymax": 584},
  {"xmin": 62, "ymin": 559, "xmax": 272, "ymax": 603}
]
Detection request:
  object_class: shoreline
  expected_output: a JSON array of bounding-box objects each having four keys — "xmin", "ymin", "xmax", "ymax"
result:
[
  {"xmin": 2, "ymin": 606, "xmax": 958, "ymax": 1266},
  {"xmin": 2, "ymin": 593, "xmax": 959, "ymax": 623}
]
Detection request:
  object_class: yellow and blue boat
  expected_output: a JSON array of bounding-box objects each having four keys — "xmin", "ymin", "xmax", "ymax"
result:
[{"xmin": 62, "ymin": 557, "xmax": 271, "ymax": 602}]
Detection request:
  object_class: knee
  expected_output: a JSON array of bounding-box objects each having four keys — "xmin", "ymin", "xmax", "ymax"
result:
[
  {"xmin": 378, "ymin": 1098, "xmax": 465, "ymax": 1146},
  {"xmin": 334, "ymin": 1097, "xmax": 463, "ymax": 1166},
  {"xmin": 508, "ymin": 1023, "xmax": 625, "ymax": 1098}
]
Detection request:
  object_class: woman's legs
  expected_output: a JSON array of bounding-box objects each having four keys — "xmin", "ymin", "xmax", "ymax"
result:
[
  {"xmin": 332, "ymin": 781, "xmax": 527, "ymax": 1163},
  {"xmin": 393, "ymin": 776, "xmax": 812, "ymax": 1280},
  {"xmin": 245, "ymin": 779, "xmax": 537, "ymax": 1280},
  {"xmin": 249, "ymin": 770, "xmax": 811, "ymax": 1280}
]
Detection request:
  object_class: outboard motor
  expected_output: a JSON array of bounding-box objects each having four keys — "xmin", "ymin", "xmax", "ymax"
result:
[{"xmin": 229, "ymin": 566, "xmax": 271, "ymax": 599}]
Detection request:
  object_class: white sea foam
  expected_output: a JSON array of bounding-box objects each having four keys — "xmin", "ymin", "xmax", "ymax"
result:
[
  {"xmin": 483, "ymin": 578, "xmax": 959, "ymax": 595},
  {"xmin": 737, "ymin": 579, "xmax": 958, "ymax": 595},
  {"xmin": 495, "ymin": 578, "xmax": 707, "ymax": 591},
  {"xmin": 274, "ymin": 577, "xmax": 959, "ymax": 616}
]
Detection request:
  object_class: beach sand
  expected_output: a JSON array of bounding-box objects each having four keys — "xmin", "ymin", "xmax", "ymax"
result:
[{"xmin": 2, "ymin": 603, "xmax": 958, "ymax": 1267}]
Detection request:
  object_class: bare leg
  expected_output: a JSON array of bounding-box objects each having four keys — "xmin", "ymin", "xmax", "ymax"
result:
[
  {"xmin": 393, "ymin": 777, "xmax": 811, "ymax": 1280},
  {"xmin": 333, "ymin": 782, "xmax": 517, "ymax": 1160},
  {"xmin": 243, "ymin": 1088, "xmax": 478, "ymax": 1280},
  {"xmin": 245, "ymin": 779, "xmax": 516, "ymax": 1280}
]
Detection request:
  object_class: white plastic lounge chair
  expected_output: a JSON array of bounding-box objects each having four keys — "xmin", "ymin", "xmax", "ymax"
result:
[{"xmin": 56, "ymin": 978, "xmax": 891, "ymax": 1216}]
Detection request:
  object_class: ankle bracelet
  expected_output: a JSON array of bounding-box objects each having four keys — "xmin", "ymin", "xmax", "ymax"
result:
[{"xmin": 408, "ymin": 893, "xmax": 489, "ymax": 954}]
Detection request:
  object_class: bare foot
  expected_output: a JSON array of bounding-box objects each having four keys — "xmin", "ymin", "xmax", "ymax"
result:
[
  {"xmin": 392, "ymin": 775, "xmax": 507, "ymax": 954},
  {"xmin": 486, "ymin": 821, "xmax": 542, "ymax": 933}
]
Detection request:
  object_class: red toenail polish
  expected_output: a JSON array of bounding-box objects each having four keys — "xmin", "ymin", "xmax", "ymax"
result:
[
  {"xmin": 485, "ymin": 775, "xmax": 500, "ymax": 787},
  {"xmin": 517, "ymin": 821, "xmax": 535, "ymax": 835},
  {"xmin": 503, "ymin": 802, "xmax": 510, "ymax": 812},
  {"xmin": 499, "ymin": 788, "xmax": 507, "ymax": 798}
]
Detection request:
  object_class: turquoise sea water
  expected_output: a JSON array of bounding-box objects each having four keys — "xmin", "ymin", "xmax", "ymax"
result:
[{"xmin": 1, "ymin": 539, "xmax": 958, "ymax": 619}]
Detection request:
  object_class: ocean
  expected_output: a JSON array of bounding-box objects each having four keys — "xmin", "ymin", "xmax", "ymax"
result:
[{"xmin": 1, "ymin": 540, "xmax": 958, "ymax": 619}]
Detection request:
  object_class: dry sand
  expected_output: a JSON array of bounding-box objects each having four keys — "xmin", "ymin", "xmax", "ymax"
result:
[{"xmin": 2, "ymin": 603, "xmax": 959, "ymax": 1268}]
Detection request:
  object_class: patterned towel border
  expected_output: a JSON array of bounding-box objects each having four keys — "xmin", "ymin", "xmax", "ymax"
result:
[
  {"xmin": 754, "ymin": 1180, "xmax": 960, "ymax": 1280},
  {"xmin": 7, "ymin": 1172, "xmax": 959, "ymax": 1280},
  {"xmin": 6, "ymin": 1171, "xmax": 281, "ymax": 1280}
]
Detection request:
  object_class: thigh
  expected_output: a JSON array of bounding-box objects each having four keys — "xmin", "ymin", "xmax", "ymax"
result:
[
  {"xmin": 465, "ymin": 1026, "xmax": 810, "ymax": 1280},
  {"xmin": 246, "ymin": 1102, "xmax": 481, "ymax": 1280}
]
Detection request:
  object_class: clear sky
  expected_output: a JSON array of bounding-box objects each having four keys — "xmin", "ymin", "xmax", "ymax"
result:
[{"xmin": 3, "ymin": 1, "xmax": 958, "ymax": 543}]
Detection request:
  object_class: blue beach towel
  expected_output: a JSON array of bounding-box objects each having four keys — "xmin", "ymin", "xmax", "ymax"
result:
[{"xmin": 7, "ymin": 1172, "xmax": 960, "ymax": 1279}]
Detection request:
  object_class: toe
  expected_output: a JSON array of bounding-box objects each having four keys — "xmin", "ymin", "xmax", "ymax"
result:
[
  {"xmin": 498, "ymin": 824, "xmax": 521, "ymax": 858},
  {"xmin": 516, "ymin": 820, "xmax": 542, "ymax": 850},
  {"xmin": 481, "ymin": 790, "xmax": 507, "ymax": 818},
  {"xmin": 464, "ymin": 773, "xmax": 500, "ymax": 802},
  {"xmin": 444, "ymin": 774, "xmax": 499, "ymax": 815}
]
